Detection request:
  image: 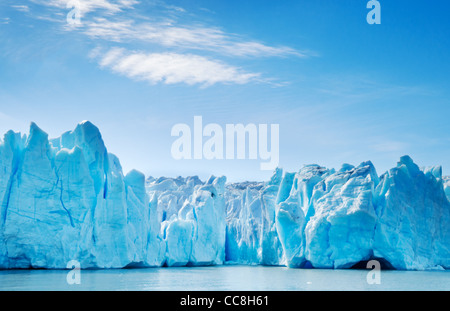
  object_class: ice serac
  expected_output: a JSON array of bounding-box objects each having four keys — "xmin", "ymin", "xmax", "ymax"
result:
[
  {"xmin": 276, "ymin": 165, "xmax": 329, "ymax": 268},
  {"xmin": 2, "ymin": 123, "xmax": 81, "ymax": 268},
  {"xmin": 224, "ymin": 169, "xmax": 284, "ymax": 266},
  {"xmin": 444, "ymin": 176, "xmax": 450, "ymax": 202},
  {"xmin": 260, "ymin": 168, "xmax": 284, "ymax": 265},
  {"xmin": 147, "ymin": 175, "xmax": 227, "ymax": 267},
  {"xmin": 305, "ymin": 162, "xmax": 379, "ymax": 269},
  {"xmin": 275, "ymin": 162, "xmax": 380, "ymax": 269},
  {"xmin": 0, "ymin": 122, "xmax": 151, "ymax": 268},
  {"xmin": 190, "ymin": 176, "xmax": 227, "ymax": 265},
  {"xmin": 225, "ymin": 181, "xmax": 265, "ymax": 264},
  {"xmin": 170, "ymin": 176, "xmax": 226, "ymax": 266},
  {"xmin": 164, "ymin": 217, "xmax": 193, "ymax": 266},
  {"xmin": 124, "ymin": 169, "xmax": 150, "ymax": 266},
  {"xmin": 0, "ymin": 131, "xmax": 26, "ymax": 267},
  {"xmin": 373, "ymin": 156, "xmax": 450, "ymax": 270},
  {"xmin": 145, "ymin": 192, "xmax": 166, "ymax": 266}
]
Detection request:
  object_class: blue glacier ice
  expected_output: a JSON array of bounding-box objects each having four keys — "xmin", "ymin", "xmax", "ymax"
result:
[
  {"xmin": 275, "ymin": 162, "xmax": 380, "ymax": 268},
  {"xmin": 224, "ymin": 168, "xmax": 286, "ymax": 266},
  {"xmin": 372, "ymin": 159, "xmax": 450, "ymax": 269},
  {"xmin": 444, "ymin": 176, "xmax": 450, "ymax": 202},
  {"xmin": 0, "ymin": 122, "xmax": 449, "ymax": 270}
]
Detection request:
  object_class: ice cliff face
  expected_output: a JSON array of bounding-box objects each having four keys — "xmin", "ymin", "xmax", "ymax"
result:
[
  {"xmin": 273, "ymin": 159, "xmax": 450, "ymax": 270},
  {"xmin": 275, "ymin": 162, "xmax": 380, "ymax": 269},
  {"xmin": 0, "ymin": 122, "xmax": 155, "ymax": 268},
  {"xmin": 224, "ymin": 174, "xmax": 284, "ymax": 266},
  {"xmin": 373, "ymin": 161, "xmax": 450, "ymax": 270},
  {"xmin": 0, "ymin": 122, "xmax": 449, "ymax": 270}
]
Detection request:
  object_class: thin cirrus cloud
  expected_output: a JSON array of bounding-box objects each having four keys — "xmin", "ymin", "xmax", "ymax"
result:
[
  {"xmin": 31, "ymin": 0, "xmax": 138, "ymax": 14},
  {"xmin": 95, "ymin": 47, "xmax": 261, "ymax": 86},
  {"xmin": 10, "ymin": 5, "xmax": 30, "ymax": 12},
  {"xmin": 84, "ymin": 17, "xmax": 307, "ymax": 58},
  {"xmin": 29, "ymin": 0, "xmax": 308, "ymax": 86}
]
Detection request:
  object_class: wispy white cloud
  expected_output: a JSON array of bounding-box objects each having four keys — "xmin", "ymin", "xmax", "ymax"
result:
[
  {"xmin": 83, "ymin": 17, "xmax": 306, "ymax": 58},
  {"xmin": 31, "ymin": 0, "xmax": 138, "ymax": 15},
  {"xmin": 11, "ymin": 5, "xmax": 30, "ymax": 12},
  {"xmin": 95, "ymin": 47, "xmax": 260, "ymax": 86},
  {"xmin": 164, "ymin": 4, "xmax": 185, "ymax": 13},
  {"xmin": 26, "ymin": 0, "xmax": 309, "ymax": 86}
]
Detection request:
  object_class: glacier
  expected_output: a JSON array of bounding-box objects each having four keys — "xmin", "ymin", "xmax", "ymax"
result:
[{"xmin": 0, "ymin": 121, "xmax": 449, "ymax": 270}]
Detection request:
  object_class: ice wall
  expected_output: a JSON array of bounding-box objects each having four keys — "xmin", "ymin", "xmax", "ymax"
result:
[{"xmin": 0, "ymin": 122, "xmax": 448, "ymax": 270}]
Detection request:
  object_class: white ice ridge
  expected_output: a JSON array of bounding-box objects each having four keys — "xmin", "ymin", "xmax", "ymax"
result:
[{"xmin": 0, "ymin": 122, "xmax": 449, "ymax": 270}]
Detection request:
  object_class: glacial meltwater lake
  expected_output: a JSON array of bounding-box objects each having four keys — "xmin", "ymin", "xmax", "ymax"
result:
[{"xmin": 0, "ymin": 266, "xmax": 448, "ymax": 291}]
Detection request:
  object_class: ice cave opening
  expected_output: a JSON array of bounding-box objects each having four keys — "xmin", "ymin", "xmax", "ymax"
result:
[{"xmin": 350, "ymin": 258, "xmax": 395, "ymax": 270}]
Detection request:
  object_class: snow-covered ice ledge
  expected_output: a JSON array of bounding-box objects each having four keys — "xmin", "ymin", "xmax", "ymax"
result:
[{"xmin": 0, "ymin": 122, "xmax": 449, "ymax": 270}]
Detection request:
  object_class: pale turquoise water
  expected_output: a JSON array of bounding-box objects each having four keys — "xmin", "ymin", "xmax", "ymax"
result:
[{"xmin": 0, "ymin": 266, "xmax": 448, "ymax": 291}]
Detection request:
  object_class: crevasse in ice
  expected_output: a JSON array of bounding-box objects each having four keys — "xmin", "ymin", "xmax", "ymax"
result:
[{"xmin": 0, "ymin": 122, "xmax": 448, "ymax": 270}]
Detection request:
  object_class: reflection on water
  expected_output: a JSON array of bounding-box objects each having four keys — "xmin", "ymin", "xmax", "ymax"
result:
[{"xmin": 0, "ymin": 265, "xmax": 448, "ymax": 291}]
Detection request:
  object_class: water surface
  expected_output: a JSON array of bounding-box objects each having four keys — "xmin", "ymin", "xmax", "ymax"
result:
[{"xmin": 0, "ymin": 266, "xmax": 448, "ymax": 291}]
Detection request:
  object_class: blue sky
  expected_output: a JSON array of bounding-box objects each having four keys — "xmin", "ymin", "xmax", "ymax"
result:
[{"xmin": 0, "ymin": 0, "xmax": 449, "ymax": 181}]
